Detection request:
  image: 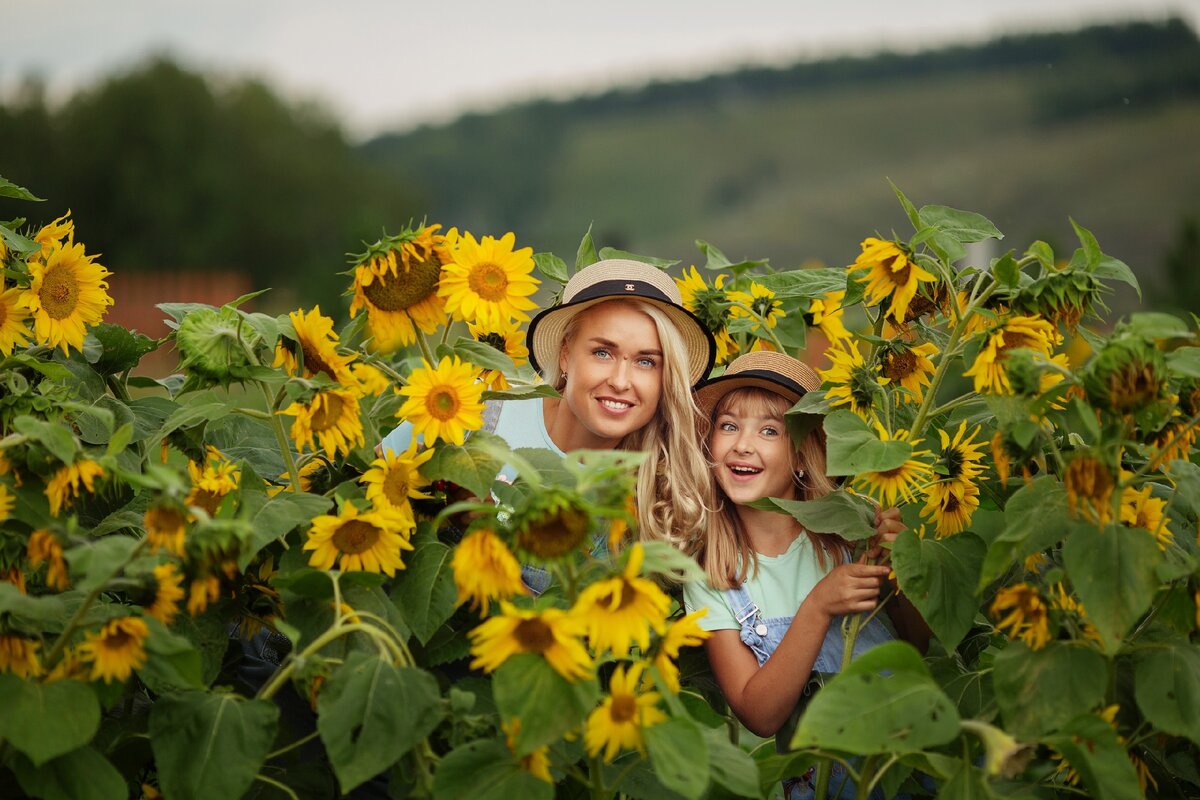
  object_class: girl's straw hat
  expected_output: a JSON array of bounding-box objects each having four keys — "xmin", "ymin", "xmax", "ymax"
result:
[
  {"xmin": 526, "ymin": 259, "xmax": 716, "ymax": 388},
  {"xmin": 694, "ymin": 350, "xmax": 821, "ymax": 416}
]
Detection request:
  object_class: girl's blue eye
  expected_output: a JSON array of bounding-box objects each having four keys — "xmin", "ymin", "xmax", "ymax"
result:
[
  {"xmin": 761, "ymin": 426, "xmax": 779, "ymax": 436},
  {"xmin": 719, "ymin": 421, "xmax": 738, "ymax": 432}
]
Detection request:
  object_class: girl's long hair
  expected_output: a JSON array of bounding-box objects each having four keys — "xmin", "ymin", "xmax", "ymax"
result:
[
  {"xmin": 698, "ymin": 387, "xmax": 844, "ymax": 590},
  {"xmin": 544, "ymin": 299, "xmax": 714, "ymax": 551}
]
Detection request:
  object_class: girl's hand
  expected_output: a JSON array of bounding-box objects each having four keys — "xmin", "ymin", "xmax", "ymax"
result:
[
  {"xmin": 810, "ymin": 563, "xmax": 891, "ymax": 617},
  {"xmin": 864, "ymin": 505, "xmax": 904, "ymax": 565}
]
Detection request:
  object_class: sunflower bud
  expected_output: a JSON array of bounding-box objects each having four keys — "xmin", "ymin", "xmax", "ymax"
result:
[
  {"xmin": 511, "ymin": 488, "xmax": 592, "ymax": 561},
  {"xmin": 1082, "ymin": 337, "xmax": 1166, "ymax": 416},
  {"xmin": 1004, "ymin": 349, "xmax": 1044, "ymax": 397},
  {"xmin": 1013, "ymin": 269, "xmax": 1102, "ymax": 331},
  {"xmin": 176, "ymin": 306, "xmax": 264, "ymax": 387},
  {"xmin": 960, "ymin": 720, "xmax": 1034, "ymax": 778}
]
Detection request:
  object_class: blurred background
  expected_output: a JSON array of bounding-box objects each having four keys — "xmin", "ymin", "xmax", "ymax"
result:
[{"xmin": 2, "ymin": 0, "xmax": 1198, "ymax": 344}]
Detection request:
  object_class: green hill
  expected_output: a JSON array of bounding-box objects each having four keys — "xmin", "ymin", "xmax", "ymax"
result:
[{"xmin": 361, "ymin": 18, "xmax": 1200, "ymax": 312}]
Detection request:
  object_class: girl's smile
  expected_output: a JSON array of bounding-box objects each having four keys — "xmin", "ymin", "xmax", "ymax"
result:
[{"xmin": 710, "ymin": 403, "xmax": 799, "ymax": 505}]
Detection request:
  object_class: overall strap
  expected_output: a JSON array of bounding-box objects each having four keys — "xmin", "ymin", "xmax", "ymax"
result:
[{"xmin": 723, "ymin": 583, "xmax": 759, "ymax": 628}]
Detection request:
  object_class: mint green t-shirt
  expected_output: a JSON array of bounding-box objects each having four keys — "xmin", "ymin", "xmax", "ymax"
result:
[{"xmin": 682, "ymin": 535, "xmax": 835, "ymax": 631}]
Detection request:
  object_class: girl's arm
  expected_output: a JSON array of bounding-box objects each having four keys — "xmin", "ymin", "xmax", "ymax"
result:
[{"xmin": 704, "ymin": 562, "xmax": 891, "ymax": 737}]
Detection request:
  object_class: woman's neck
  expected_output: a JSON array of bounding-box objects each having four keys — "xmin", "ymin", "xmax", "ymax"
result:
[
  {"xmin": 542, "ymin": 396, "xmax": 622, "ymax": 452},
  {"xmin": 734, "ymin": 498, "xmax": 803, "ymax": 558}
]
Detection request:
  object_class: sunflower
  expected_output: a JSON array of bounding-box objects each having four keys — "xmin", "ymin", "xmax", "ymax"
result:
[
  {"xmin": 469, "ymin": 601, "xmax": 592, "ymax": 681},
  {"xmin": 652, "ymin": 608, "xmax": 710, "ymax": 693},
  {"xmin": 729, "ymin": 282, "xmax": 785, "ymax": 331},
  {"xmin": 34, "ymin": 211, "xmax": 74, "ymax": 255},
  {"xmin": 990, "ymin": 583, "xmax": 1050, "ymax": 651},
  {"xmin": 819, "ymin": 339, "xmax": 888, "ymax": 421},
  {"xmin": 186, "ymin": 448, "xmax": 241, "ymax": 516},
  {"xmin": 396, "ymin": 356, "xmax": 486, "ymax": 447},
  {"xmin": 273, "ymin": 306, "xmax": 357, "ymax": 384},
  {"xmin": 675, "ymin": 267, "xmax": 736, "ymax": 363},
  {"xmin": 187, "ymin": 574, "xmax": 222, "ymax": 616},
  {"xmin": 808, "ymin": 290, "xmax": 851, "ymax": 342},
  {"xmin": 922, "ymin": 480, "xmax": 980, "ymax": 538},
  {"xmin": 451, "ymin": 528, "xmax": 527, "ymax": 614},
  {"xmin": 27, "ymin": 529, "xmax": 70, "ymax": 590},
  {"xmin": 360, "ymin": 440, "xmax": 433, "ymax": 523},
  {"xmin": 349, "ymin": 362, "xmax": 391, "ymax": 396},
  {"xmin": 349, "ymin": 224, "xmax": 451, "ymax": 353},
  {"xmin": 1, "ymin": 564, "xmax": 25, "ymax": 594},
  {"xmin": 851, "ymin": 427, "xmax": 934, "ymax": 507},
  {"xmin": 20, "ymin": 236, "xmax": 113, "ymax": 354},
  {"xmin": 0, "ymin": 483, "xmax": 13, "ymax": 522},
  {"xmin": 573, "ymin": 544, "xmax": 671, "ymax": 656},
  {"xmin": 439, "ymin": 231, "xmax": 538, "ymax": 328},
  {"xmin": 879, "ymin": 341, "xmax": 938, "ymax": 405},
  {"xmin": 934, "ymin": 421, "xmax": 988, "ymax": 488},
  {"xmin": 502, "ymin": 719, "xmax": 553, "ymax": 783},
  {"xmin": 963, "ymin": 315, "xmax": 1061, "ymax": 395},
  {"xmin": 141, "ymin": 563, "xmax": 185, "ymax": 625},
  {"xmin": 1120, "ymin": 483, "xmax": 1173, "ymax": 551},
  {"xmin": 304, "ymin": 502, "xmax": 415, "ymax": 576},
  {"xmin": 280, "ymin": 388, "xmax": 365, "ymax": 460},
  {"xmin": 45, "ymin": 458, "xmax": 106, "ymax": 517},
  {"xmin": 0, "ymin": 634, "xmax": 42, "ymax": 678},
  {"xmin": 584, "ymin": 662, "xmax": 667, "ymax": 762},
  {"xmin": 1064, "ymin": 454, "xmax": 1114, "ymax": 524},
  {"xmin": 79, "ymin": 616, "xmax": 149, "ymax": 683},
  {"xmin": 468, "ymin": 318, "xmax": 529, "ymax": 391},
  {"xmin": 851, "ymin": 237, "xmax": 937, "ymax": 323},
  {"xmin": 0, "ymin": 284, "xmax": 31, "ymax": 355},
  {"xmin": 144, "ymin": 504, "xmax": 188, "ymax": 557},
  {"xmin": 511, "ymin": 488, "xmax": 592, "ymax": 561}
]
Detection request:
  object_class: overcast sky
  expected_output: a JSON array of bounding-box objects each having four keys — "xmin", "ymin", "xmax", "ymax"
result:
[{"xmin": 3, "ymin": 0, "xmax": 1197, "ymax": 139}]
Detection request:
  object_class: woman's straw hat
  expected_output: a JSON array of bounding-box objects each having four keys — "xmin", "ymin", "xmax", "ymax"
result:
[
  {"xmin": 526, "ymin": 259, "xmax": 716, "ymax": 387},
  {"xmin": 693, "ymin": 350, "xmax": 821, "ymax": 416}
]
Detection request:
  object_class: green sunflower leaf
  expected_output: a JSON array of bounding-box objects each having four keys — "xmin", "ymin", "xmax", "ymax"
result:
[
  {"xmin": 892, "ymin": 529, "xmax": 986, "ymax": 650},
  {"xmin": 1062, "ymin": 520, "xmax": 1161, "ymax": 654},
  {"xmin": 1135, "ymin": 643, "xmax": 1200, "ymax": 744},
  {"xmin": 150, "ymin": 691, "xmax": 280, "ymax": 800},
  {"xmin": 749, "ymin": 490, "xmax": 875, "ymax": 541},
  {"xmin": 918, "ymin": 205, "xmax": 1003, "ymax": 244},
  {"xmin": 432, "ymin": 739, "xmax": 554, "ymax": 800},
  {"xmin": 1043, "ymin": 713, "xmax": 1143, "ymax": 800},
  {"xmin": 822, "ymin": 410, "xmax": 912, "ymax": 476},
  {"xmin": 645, "ymin": 717, "xmax": 710, "ymax": 800},
  {"xmin": 0, "ymin": 674, "xmax": 101, "ymax": 766},
  {"xmin": 493, "ymin": 653, "xmax": 599, "ymax": 756},
  {"xmin": 992, "ymin": 641, "xmax": 1107, "ymax": 739},
  {"xmin": 11, "ymin": 746, "xmax": 125, "ymax": 800},
  {"xmin": 318, "ymin": 652, "xmax": 443, "ymax": 793}
]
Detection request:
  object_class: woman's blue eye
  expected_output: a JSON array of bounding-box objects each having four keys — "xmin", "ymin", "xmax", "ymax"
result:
[
  {"xmin": 593, "ymin": 348, "xmax": 611, "ymax": 359},
  {"xmin": 637, "ymin": 357, "xmax": 657, "ymax": 368}
]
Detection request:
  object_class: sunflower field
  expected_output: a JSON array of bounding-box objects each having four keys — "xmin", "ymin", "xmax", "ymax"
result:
[{"xmin": 0, "ymin": 172, "xmax": 1198, "ymax": 800}]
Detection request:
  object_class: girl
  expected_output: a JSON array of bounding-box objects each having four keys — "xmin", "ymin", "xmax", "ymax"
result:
[
  {"xmin": 381, "ymin": 258, "xmax": 718, "ymax": 587},
  {"xmin": 683, "ymin": 350, "xmax": 930, "ymax": 799}
]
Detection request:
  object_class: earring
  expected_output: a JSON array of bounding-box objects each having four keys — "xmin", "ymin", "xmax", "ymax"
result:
[
  {"xmin": 793, "ymin": 468, "xmax": 805, "ymax": 482},
  {"xmin": 561, "ymin": 371, "xmax": 568, "ymax": 381}
]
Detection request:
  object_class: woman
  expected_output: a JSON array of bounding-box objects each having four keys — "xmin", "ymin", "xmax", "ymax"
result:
[{"xmin": 380, "ymin": 258, "xmax": 718, "ymax": 575}]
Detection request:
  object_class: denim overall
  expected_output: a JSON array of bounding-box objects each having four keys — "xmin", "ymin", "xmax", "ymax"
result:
[{"xmin": 724, "ymin": 583, "xmax": 894, "ymax": 800}]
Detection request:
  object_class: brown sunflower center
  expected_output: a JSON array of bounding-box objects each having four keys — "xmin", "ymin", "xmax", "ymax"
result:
[
  {"xmin": 942, "ymin": 492, "xmax": 962, "ymax": 514},
  {"xmin": 942, "ymin": 447, "xmax": 965, "ymax": 481},
  {"xmin": 299, "ymin": 340, "xmax": 335, "ymax": 379},
  {"xmin": 514, "ymin": 618, "xmax": 554, "ymax": 653},
  {"xmin": 882, "ymin": 350, "xmax": 918, "ymax": 381},
  {"xmin": 610, "ymin": 694, "xmax": 638, "ymax": 723},
  {"xmin": 0, "ymin": 299, "xmax": 8, "ymax": 326},
  {"xmin": 189, "ymin": 489, "xmax": 224, "ymax": 517},
  {"xmin": 332, "ymin": 519, "xmax": 381, "ymax": 555},
  {"xmin": 999, "ymin": 330, "xmax": 1036, "ymax": 356},
  {"xmin": 362, "ymin": 256, "xmax": 442, "ymax": 312},
  {"xmin": 149, "ymin": 506, "xmax": 186, "ymax": 532},
  {"xmin": 382, "ymin": 468, "xmax": 411, "ymax": 505},
  {"xmin": 478, "ymin": 331, "xmax": 508, "ymax": 351},
  {"xmin": 425, "ymin": 386, "xmax": 461, "ymax": 421},
  {"xmin": 39, "ymin": 264, "xmax": 80, "ymax": 320},
  {"xmin": 102, "ymin": 629, "xmax": 135, "ymax": 652},
  {"xmin": 467, "ymin": 262, "xmax": 510, "ymax": 301},
  {"xmin": 516, "ymin": 507, "xmax": 590, "ymax": 560},
  {"xmin": 311, "ymin": 393, "xmax": 345, "ymax": 432}
]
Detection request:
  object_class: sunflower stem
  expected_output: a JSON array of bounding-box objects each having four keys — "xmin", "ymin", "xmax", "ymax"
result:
[
  {"xmin": 855, "ymin": 754, "xmax": 882, "ymax": 800},
  {"xmin": 729, "ymin": 300, "xmax": 786, "ymax": 354},
  {"xmin": 415, "ymin": 330, "xmax": 438, "ymax": 366},
  {"xmin": 42, "ymin": 537, "xmax": 149, "ymax": 671},
  {"xmin": 907, "ymin": 279, "xmax": 995, "ymax": 441},
  {"xmin": 252, "ymin": 774, "xmax": 299, "ymax": 800},
  {"xmin": 589, "ymin": 754, "xmax": 607, "ymax": 800},
  {"xmin": 258, "ymin": 381, "xmax": 302, "ymax": 493},
  {"xmin": 265, "ymin": 730, "xmax": 320, "ymax": 761},
  {"xmin": 257, "ymin": 620, "xmax": 408, "ymax": 700}
]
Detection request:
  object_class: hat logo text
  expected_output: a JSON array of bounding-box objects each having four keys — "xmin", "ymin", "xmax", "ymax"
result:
[{"xmin": 624, "ymin": 283, "xmax": 635, "ymax": 291}]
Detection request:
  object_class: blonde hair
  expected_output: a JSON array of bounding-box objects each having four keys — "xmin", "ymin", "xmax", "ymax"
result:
[
  {"xmin": 698, "ymin": 387, "xmax": 844, "ymax": 590},
  {"xmin": 545, "ymin": 300, "xmax": 714, "ymax": 551}
]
